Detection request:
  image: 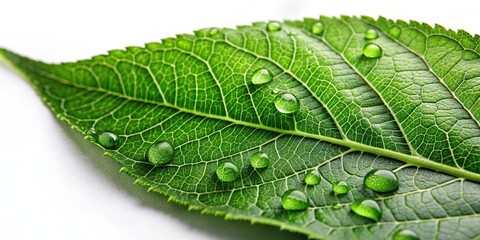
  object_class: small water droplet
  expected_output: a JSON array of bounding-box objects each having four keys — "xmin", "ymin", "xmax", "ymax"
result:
[
  {"xmin": 365, "ymin": 29, "xmax": 379, "ymax": 40},
  {"xmin": 274, "ymin": 93, "xmax": 300, "ymax": 114},
  {"xmin": 272, "ymin": 88, "xmax": 280, "ymax": 94},
  {"xmin": 351, "ymin": 199, "xmax": 382, "ymax": 221},
  {"xmin": 208, "ymin": 28, "xmax": 219, "ymax": 36},
  {"xmin": 304, "ymin": 169, "xmax": 321, "ymax": 185},
  {"xmin": 364, "ymin": 169, "xmax": 399, "ymax": 193},
  {"xmin": 216, "ymin": 162, "xmax": 240, "ymax": 182},
  {"xmin": 311, "ymin": 22, "xmax": 324, "ymax": 35},
  {"xmin": 147, "ymin": 141, "xmax": 174, "ymax": 165},
  {"xmin": 251, "ymin": 68, "xmax": 273, "ymax": 85},
  {"xmin": 287, "ymin": 30, "xmax": 297, "ymax": 36},
  {"xmin": 306, "ymin": 49, "xmax": 314, "ymax": 55},
  {"xmin": 332, "ymin": 181, "xmax": 350, "ymax": 195},
  {"xmin": 393, "ymin": 229, "xmax": 420, "ymax": 240},
  {"xmin": 332, "ymin": 203, "xmax": 342, "ymax": 210},
  {"xmin": 86, "ymin": 128, "xmax": 97, "ymax": 137},
  {"xmin": 314, "ymin": 209, "xmax": 324, "ymax": 221},
  {"xmin": 363, "ymin": 43, "xmax": 383, "ymax": 58},
  {"xmin": 281, "ymin": 189, "xmax": 309, "ymax": 210},
  {"xmin": 98, "ymin": 132, "xmax": 119, "ymax": 149},
  {"xmin": 267, "ymin": 21, "xmax": 282, "ymax": 32},
  {"xmin": 250, "ymin": 151, "xmax": 269, "ymax": 169},
  {"xmin": 388, "ymin": 26, "xmax": 402, "ymax": 38}
]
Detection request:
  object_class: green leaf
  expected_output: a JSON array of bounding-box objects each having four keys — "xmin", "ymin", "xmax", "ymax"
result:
[{"xmin": 1, "ymin": 16, "xmax": 480, "ymax": 239}]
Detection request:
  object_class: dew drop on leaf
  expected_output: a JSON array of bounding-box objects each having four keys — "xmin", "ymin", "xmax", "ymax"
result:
[
  {"xmin": 274, "ymin": 93, "xmax": 300, "ymax": 114},
  {"xmin": 208, "ymin": 28, "xmax": 219, "ymax": 36},
  {"xmin": 250, "ymin": 151, "xmax": 269, "ymax": 169},
  {"xmin": 332, "ymin": 181, "xmax": 350, "ymax": 195},
  {"xmin": 388, "ymin": 26, "xmax": 402, "ymax": 38},
  {"xmin": 363, "ymin": 43, "xmax": 383, "ymax": 58},
  {"xmin": 351, "ymin": 199, "xmax": 382, "ymax": 221},
  {"xmin": 365, "ymin": 29, "xmax": 379, "ymax": 40},
  {"xmin": 364, "ymin": 169, "xmax": 399, "ymax": 193},
  {"xmin": 332, "ymin": 203, "xmax": 342, "ymax": 210},
  {"xmin": 267, "ymin": 21, "xmax": 282, "ymax": 32},
  {"xmin": 251, "ymin": 68, "xmax": 273, "ymax": 85},
  {"xmin": 147, "ymin": 141, "xmax": 175, "ymax": 165},
  {"xmin": 304, "ymin": 169, "xmax": 321, "ymax": 185},
  {"xmin": 216, "ymin": 162, "xmax": 240, "ymax": 182},
  {"xmin": 393, "ymin": 229, "xmax": 420, "ymax": 240},
  {"xmin": 314, "ymin": 209, "xmax": 324, "ymax": 221},
  {"xmin": 311, "ymin": 22, "xmax": 324, "ymax": 35},
  {"xmin": 86, "ymin": 128, "xmax": 97, "ymax": 138},
  {"xmin": 98, "ymin": 132, "xmax": 119, "ymax": 149},
  {"xmin": 281, "ymin": 189, "xmax": 309, "ymax": 210}
]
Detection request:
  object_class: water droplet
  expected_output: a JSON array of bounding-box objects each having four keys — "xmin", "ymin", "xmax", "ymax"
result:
[
  {"xmin": 216, "ymin": 162, "xmax": 240, "ymax": 182},
  {"xmin": 250, "ymin": 151, "xmax": 269, "ymax": 169},
  {"xmin": 287, "ymin": 30, "xmax": 297, "ymax": 36},
  {"xmin": 332, "ymin": 203, "xmax": 342, "ymax": 210},
  {"xmin": 272, "ymin": 88, "xmax": 280, "ymax": 94},
  {"xmin": 314, "ymin": 209, "xmax": 324, "ymax": 221},
  {"xmin": 304, "ymin": 169, "xmax": 321, "ymax": 185},
  {"xmin": 365, "ymin": 29, "xmax": 379, "ymax": 40},
  {"xmin": 267, "ymin": 21, "xmax": 282, "ymax": 32},
  {"xmin": 274, "ymin": 93, "xmax": 300, "ymax": 114},
  {"xmin": 281, "ymin": 189, "xmax": 309, "ymax": 210},
  {"xmin": 393, "ymin": 229, "xmax": 420, "ymax": 240},
  {"xmin": 251, "ymin": 68, "xmax": 273, "ymax": 85},
  {"xmin": 98, "ymin": 132, "xmax": 119, "ymax": 149},
  {"xmin": 86, "ymin": 128, "xmax": 97, "ymax": 137},
  {"xmin": 311, "ymin": 22, "xmax": 324, "ymax": 35},
  {"xmin": 332, "ymin": 181, "xmax": 350, "ymax": 195},
  {"xmin": 306, "ymin": 49, "xmax": 314, "ymax": 55},
  {"xmin": 364, "ymin": 169, "xmax": 399, "ymax": 193},
  {"xmin": 208, "ymin": 28, "xmax": 219, "ymax": 36},
  {"xmin": 388, "ymin": 26, "xmax": 402, "ymax": 38},
  {"xmin": 351, "ymin": 199, "xmax": 382, "ymax": 221},
  {"xmin": 147, "ymin": 141, "xmax": 175, "ymax": 165},
  {"xmin": 363, "ymin": 43, "xmax": 383, "ymax": 58}
]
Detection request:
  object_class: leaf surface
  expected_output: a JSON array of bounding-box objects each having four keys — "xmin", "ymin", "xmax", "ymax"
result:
[{"xmin": 1, "ymin": 16, "xmax": 480, "ymax": 239}]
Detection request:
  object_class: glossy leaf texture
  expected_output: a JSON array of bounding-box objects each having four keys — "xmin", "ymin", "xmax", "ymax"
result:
[{"xmin": 1, "ymin": 16, "xmax": 480, "ymax": 239}]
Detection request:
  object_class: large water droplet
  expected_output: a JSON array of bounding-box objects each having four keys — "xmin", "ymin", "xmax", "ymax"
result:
[
  {"xmin": 363, "ymin": 43, "xmax": 383, "ymax": 58},
  {"xmin": 388, "ymin": 26, "xmax": 402, "ymax": 38},
  {"xmin": 332, "ymin": 181, "xmax": 350, "ymax": 195},
  {"xmin": 274, "ymin": 93, "xmax": 300, "ymax": 114},
  {"xmin": 393, "ymin": 229, "xmax": 420, "ymax": 240},
  {"xmin": 351, "ymin": 199, "xmax": 382, "ymax": 221},
  {"xmin": 267, "ymin": 21, "xmax": 282, "ymax": 32},
  {"xmin": 365, "ymin": 29, "xmax": 379, "ymax": 40},
  {"xmin": 281, "ymin": 189, "xmax": 309, "ymax": 210},
  {"xmin": 147, "ymin": 141, "xmax": 174, "ymax": 165},
  {"xmin": 98, "ymin": 132, "xmax": 119, "ymax": 149},
  {"xmin": 208, "ymin": 28, "xmax": 219, "ymax": 36},
  {"xmin": 304, "ymin": 169, "xmax": 321, "ymax": 185},
  {"xmin": 251, "ymin": 68, "xmax": 273, "ymax": 85},
  {"xmin": 250, "ymin": 151, "xmax": 269, "ymax": 169},
  {"xmin": 364, "ymin": 169, "xmax": 399, "ymax": 193},
  {"xmin": 216, "ymin": 162, "xmax": 240, "ymax": 182},
  {"xmin": 311, "ymin": 22, "xmax": 324, "ymax": 35}
]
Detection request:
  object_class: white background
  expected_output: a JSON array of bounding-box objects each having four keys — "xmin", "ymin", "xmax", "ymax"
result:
[{"xmin": 0, "ymin": 0, "xmax": 479, "ymax": 239}]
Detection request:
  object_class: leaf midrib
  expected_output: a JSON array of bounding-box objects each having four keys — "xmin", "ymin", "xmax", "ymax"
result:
[{"xmin": 19, "ymin": 62, "xmax": 480, "ymax": 183}]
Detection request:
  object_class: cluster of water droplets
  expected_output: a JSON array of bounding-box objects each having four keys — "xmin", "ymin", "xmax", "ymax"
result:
[{"xmin": 85, "ymin": 21, "xmax": 417, "ymax": 237}]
